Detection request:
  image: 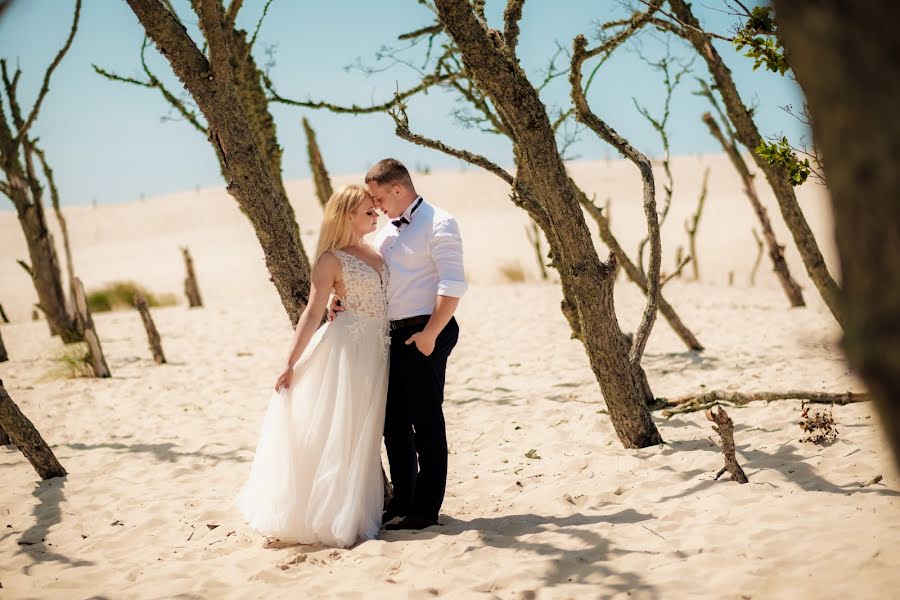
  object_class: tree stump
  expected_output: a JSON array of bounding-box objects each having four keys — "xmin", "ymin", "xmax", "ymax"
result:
[
  {"xmin": 73, "ymin": 277, "xmax": 111, "ymax": 378},
  {"xmin": 135, "ymin": 294, "xmax": 166, "ymax": 364},
  {"xmin": 705, "ymin": 406, "xmax": 749, "ymax": 483},
  {"xmin": 182, "ymin": 246, "xmax": 203, "ymax": 308},
  {"xmin": 0, "ymin": 379, "xmax": 66, "ymax": 479}
]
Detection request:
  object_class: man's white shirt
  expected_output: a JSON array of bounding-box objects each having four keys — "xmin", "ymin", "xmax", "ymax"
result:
[{"xmin": 374, "ymin": 197, "xmax": 467, "ymax": 321}]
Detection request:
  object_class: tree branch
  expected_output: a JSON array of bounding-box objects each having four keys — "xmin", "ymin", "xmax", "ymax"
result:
[
  {"xmin": 264, "ymin": 70, "xmax": 458, "ymax": 114},
  {"xmin": 503, "ymin": 0, "xmax": 525, "ymax": 52},
  {"xmin": 16, "ymin": 0, "xmax": 81, "ymax": 145},
  {"xmin": 571, "ymin": 34, "xmax": 661, "ymax": 366}
]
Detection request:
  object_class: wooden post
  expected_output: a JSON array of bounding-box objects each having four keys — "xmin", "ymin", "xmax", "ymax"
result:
[
  {"xmin": 0, "ymin": 303, "xmax": 9, "ymax": 324},
  {"xmin": 72, "ymin": 277, "xmax": 111, "ymax": 378},
  {"xmin": 135, "ymin": 294, "xmax": 166, "ymax": 364},
  {"xmin": 705, "ymin": 406, "xmax": 749, "ymax": 483},
  {"xmin": 182, "ymin": 246, "xmax": 203, "ymax": 308},
  {"xmin": 0, "ymin": 379, "xmax": 67, "ymax": 480}
]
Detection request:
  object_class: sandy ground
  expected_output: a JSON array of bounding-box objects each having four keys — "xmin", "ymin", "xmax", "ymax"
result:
[{"xmin": 1, "ymin": 154, "xmax": 898, "ymax": 599}]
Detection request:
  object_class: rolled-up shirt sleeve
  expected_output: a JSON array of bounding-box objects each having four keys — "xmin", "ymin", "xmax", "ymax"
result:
[{"xmin": 431, "ymin": 215, "xmax": 468, "ymax": 298}]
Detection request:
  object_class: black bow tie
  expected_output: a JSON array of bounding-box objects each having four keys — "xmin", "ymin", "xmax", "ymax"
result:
[{"xmin": 392, "ymin": 216, "xmax": 410, "ymax": 229}]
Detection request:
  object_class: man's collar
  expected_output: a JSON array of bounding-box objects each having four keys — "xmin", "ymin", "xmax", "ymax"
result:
[{"xmin": 399, "ymin": 196, "xmax": 424, "ymax": 222}]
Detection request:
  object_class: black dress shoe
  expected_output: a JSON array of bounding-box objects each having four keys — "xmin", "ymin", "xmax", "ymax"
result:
[
  {"xmin": 384, "ymin": 515, "xmax": 438, "ymax": 531},
  {"xmin": 382, "ymin": 505, "xmax": 406, "ymax": 525}
]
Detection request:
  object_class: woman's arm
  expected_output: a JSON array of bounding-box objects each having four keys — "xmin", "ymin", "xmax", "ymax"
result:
[{"xmin": 274, "ymin": 253, "xmax": 341, "ymax": 390}]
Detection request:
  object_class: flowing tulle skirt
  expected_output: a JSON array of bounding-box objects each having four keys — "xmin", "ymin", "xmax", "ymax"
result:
[{"xmin": 236, "ymin": 312, "xmax": 390, "ymax": 548}]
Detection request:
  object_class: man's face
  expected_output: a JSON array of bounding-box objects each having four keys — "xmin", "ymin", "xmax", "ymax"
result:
[{"xmin": 366, "ymin": 180, "xmax": 398, "ymax": 217}]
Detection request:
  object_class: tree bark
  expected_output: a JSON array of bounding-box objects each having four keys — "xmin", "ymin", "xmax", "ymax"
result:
[
  {"xmin": 125, "ymin": 0, "xmax": 310, "ymax": 325},
  {"xmin": 0, "ymin": 379, "xmax": 66, "ymax": 479},
  {"xmin": 434, "ymin": 0, "xmax": 662, "ymax": 447},
  {"xmin": 702, "ymin": 112, "xmax": 804, "ymax": 307},
  {"xmin": 135, "ymin": 293, "xmax": 166, "ymax": 364},
  {"xmin": 772, "ymin": 0, "xmax": 900, "ymax": 467},
  {"xmin": 302, "ymin": 116, "xmax": 333, "ymax": 208},
  {"xmin": 666, "ymin": 0, "xmax": 843, "ymax": 326}
]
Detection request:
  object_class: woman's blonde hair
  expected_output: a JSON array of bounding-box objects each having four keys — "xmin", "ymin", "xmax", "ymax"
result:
[{"xmin": 314, "ymin": 184, "xmax": 373, "ymax": 262}]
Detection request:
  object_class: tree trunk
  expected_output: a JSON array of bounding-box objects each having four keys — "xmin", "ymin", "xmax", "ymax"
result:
[
  {"xmin": 772, "ymin": 0, "xmax": 900, "ymax": 467},
  {"xmin": 0, "ymin": 379, "xmax": 67, "ymax": 479},
  {"xmin": 434, "ymin": 0, "xmax": 662, "ymax": 447},
  {"xmin": 0, "ymin": 326, "xmax": 7, "ymax": 362},
  {"xmin": 702, "ymin": 112, "xmax": 805, "ymax": 307},
  {"xmin": 302, "ymin": 116, "xmax": 334, "ymax": 208},
  {"xmin": 574, "ymin": 182, "xmax": 704, "ymax": 352},
  {"xmin": 126, "ymin": 0, "xmax": 311, "ymax": 325},
  {"xmin": 667, "ymin": 0, "xmax": 843, "ymax": 326}
]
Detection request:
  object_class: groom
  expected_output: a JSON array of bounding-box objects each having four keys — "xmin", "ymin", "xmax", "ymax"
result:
[{"xmin": 347, "ymin": 158, "xmax": 466, "ymax": 531}]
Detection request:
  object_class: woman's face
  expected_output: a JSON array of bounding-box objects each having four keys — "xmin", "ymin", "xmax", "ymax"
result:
[{"xmin": 350, "ymin": 196, "xmax": 378, "ymax": 237}]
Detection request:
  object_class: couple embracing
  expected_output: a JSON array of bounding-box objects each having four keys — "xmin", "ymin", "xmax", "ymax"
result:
[{"xmin": 236, "ymin": 158, "xmax": 466, "ymax": 547}]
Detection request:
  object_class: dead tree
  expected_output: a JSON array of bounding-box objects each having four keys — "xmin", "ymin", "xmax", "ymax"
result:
[
  {"xmin": 302, "ymin": 117, "xmax": 333, "ymax": 208},
  {"xmin": 0, "ymin": 0, "xmax": 81, "ymax": 342},
  {"xmin": 525, "ymin": 219, "xmax": 548, "ymax": 280},
  {"xmin": 750, "ymin": 229, "xmax": 763, "ymax": 286},
  {"xmin": 135, "ymin": 293, "xmax": 166, "ymax": 364},
  {"xmin": 417, "ymin": 0, "xmax": 663, "ymax": 447},
  {"xmin": 121, "ymin": 0, "xmax": 311, "ymax": 325},
  {"xmin": 0, "ymin": 379, "xmax": 66, "ymax": 479},
  {"xmin": 0, "ymin": 327, "xmax": 7, "ymax": 362},
  {"xmin": 632, "ymin": 47, "xmax": 693, "ymax": 275},
  {"xmin": 651, "ymin": 0, "xmax": 843, "ymax": 325},
  {"xmin": 73, "ymin": 277, "xmax": 111, "ymax": 378},
  {"xmin": 773, "ymin": 0, "xmax": 900, "ymax": 467},
  {"xmin": 705, "ymin": 406, "xmax": 748, "ymax": 483},
  {"xmin": 701, "ymin": 111, "xmax": 804, "ymax": 306},
  {"xmin": 683, "ymin": 166, "xmax": 708, "ymax": 281},
  {"xmin": 181, "ymin": 246, "xmax": 203, "ymax": 308},
  {"xmin": 576, "ymin": 186, "xmax": 703, "ymax": 351}
]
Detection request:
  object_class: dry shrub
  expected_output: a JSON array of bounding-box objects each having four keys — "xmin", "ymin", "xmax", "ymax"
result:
[
  {"xmin": 87, "ymin": 280, "xmax": 177, "ymax": 312},
  {"xmin": 47, "ymin": 343, "xmax": 93, "ymax": 379},
  {"xmin": 799, "ymin": 402, "xmax": 839, "ymax": 445},
  {"xmin": 499, "ymin": 262, "xmax": 526, "ymax": 283}
]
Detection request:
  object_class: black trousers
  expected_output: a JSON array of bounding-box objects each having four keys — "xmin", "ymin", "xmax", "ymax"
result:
[{"xmin": 384, "ymin": 316, "xmax": 459, "ymax": 522}]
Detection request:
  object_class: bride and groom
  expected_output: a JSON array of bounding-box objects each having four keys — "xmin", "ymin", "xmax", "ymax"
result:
[{"xmin": 236, "ymin": 158, "xmax": 466, "ymax": 548}]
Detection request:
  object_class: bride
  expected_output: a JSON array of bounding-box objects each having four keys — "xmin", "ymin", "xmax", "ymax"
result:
[{"xmin": 236, "ymin": 184, "xmax": 390, "ymax": 548}]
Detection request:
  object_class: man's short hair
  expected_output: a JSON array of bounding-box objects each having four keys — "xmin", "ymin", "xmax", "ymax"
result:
[{"xmin": 365, "ymin": 158, "xmax": 413, "ymax": 187}]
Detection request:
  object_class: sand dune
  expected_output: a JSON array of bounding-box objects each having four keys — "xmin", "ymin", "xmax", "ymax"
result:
[{"xmin": 2, "ymin": 155, "xmax": 898, "ymax": 599}]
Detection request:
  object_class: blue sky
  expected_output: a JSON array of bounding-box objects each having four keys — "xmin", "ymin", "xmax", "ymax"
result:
[{"xmin": 0, "ymin": 0, "xmax": 804, "ymax": 207}]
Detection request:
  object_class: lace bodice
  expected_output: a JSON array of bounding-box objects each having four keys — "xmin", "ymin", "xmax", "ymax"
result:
[{"xmin": 332, "ymin": 249, "xmax": 388, "ymax": 321}]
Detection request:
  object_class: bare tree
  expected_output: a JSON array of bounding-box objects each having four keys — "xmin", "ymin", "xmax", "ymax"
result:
[
  {"xmin": 701, "ymin": 109, "xmax": 804, "ymax": 306},
  {"xmin": 0, "ymin": 379, "xmax": 66, "ymax": 480},
  {"xmin": 406, "ymin": 0, "xmax": 664, "ymax": 447},
  {"xmin": 302, "ymin": 116, "xmax": 333, "ymax": 208},
  {"xmin": 772, "ymin": 0, "xmax": 900, "ymax": 467},
  {"xmin": 683, "ymin": 166, "xmax": 708, "ymax": 281},
  {"xmin": 649, "ymin": 0, "xmax": 843, "ymax": 325},
  {"xmin": 124, "ymin": 0, "xmax": 311, "ymax": 325},
  {"xmin": 0, "ymin": 0, "xmax": 81, "ymax": 342}
]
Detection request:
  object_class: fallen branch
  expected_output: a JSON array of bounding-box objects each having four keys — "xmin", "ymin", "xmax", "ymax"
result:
[
  {"xmin": 706, "ymin": 406, "xmax": 748, "ymax": 483},
  {"xmin": 658, "ymin": 389, "xmax": 871, "ymax": 417},
  {"xmin": 135, "ymin": 293, "xmax": 166, "ymax": 364}
]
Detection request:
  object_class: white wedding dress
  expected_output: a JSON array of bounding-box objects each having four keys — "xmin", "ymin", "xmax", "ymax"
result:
[{"xmin": 236, "ymin": 249, "xmax": 391, "ymax": 548}]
